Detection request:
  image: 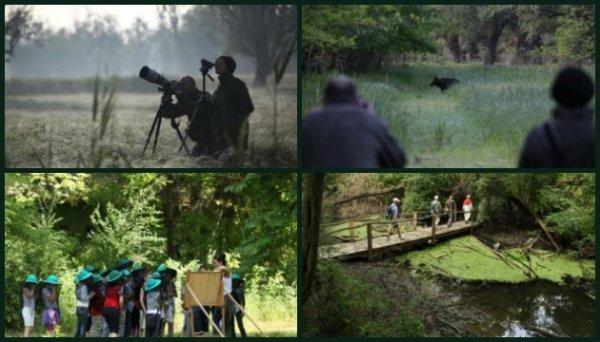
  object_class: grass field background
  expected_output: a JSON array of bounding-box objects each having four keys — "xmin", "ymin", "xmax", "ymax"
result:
[
  {"xmin": 302, "ymin": 64, "xmax": 594, "ymax": 168},
  {"xmin": 5, "ymin": 74, "xmax": 297, "ymax": 168}
]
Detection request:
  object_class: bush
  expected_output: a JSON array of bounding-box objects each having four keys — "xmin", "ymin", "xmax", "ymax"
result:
[{"xmin": 302, "ymin": 261, "xmax": 423, "ymax": 337}]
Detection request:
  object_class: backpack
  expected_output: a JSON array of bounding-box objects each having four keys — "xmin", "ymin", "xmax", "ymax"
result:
[{"xmin": 385, "ymin": 204, "xmax": 395, "ymax": 219}]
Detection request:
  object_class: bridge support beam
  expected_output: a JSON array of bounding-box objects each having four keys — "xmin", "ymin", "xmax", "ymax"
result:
[{"xmin": 367, "ymin": 224, "xmax": 373, "ymax": 262}]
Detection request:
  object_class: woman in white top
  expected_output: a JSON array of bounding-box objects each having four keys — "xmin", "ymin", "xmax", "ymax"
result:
[{"xmin": 212, "ymin": 252, "xmax": 236, "ymax": 337}]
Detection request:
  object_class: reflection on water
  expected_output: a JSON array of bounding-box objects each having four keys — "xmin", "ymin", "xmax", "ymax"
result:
[{"xmin": 460, "ymin": 281, "xmax": 594, "ymax": 337}]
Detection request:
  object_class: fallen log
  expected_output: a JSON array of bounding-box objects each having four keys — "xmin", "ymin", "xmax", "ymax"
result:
[
  {"xmin": 507, "ymin": 195, "xmax": 561, "ymax": 252},
  {"xmin": 528, "ymin": 326, "xmax": 565, "ymax": 338}
]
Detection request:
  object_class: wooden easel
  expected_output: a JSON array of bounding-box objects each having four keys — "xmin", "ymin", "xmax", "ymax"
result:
[{"xmin": 183, "ymin": 271, "xmax": 226, "ymax": 337}]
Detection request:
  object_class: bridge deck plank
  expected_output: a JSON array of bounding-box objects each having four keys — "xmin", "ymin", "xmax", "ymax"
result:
[{"xmin": 319, "ymin": 221, "xmax": 474, "ymax": 259}]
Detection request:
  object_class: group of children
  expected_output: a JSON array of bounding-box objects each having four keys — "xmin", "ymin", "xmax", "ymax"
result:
[{"xmin": 21, "ymin": 252, "xmax": 247, "ymax": 338}]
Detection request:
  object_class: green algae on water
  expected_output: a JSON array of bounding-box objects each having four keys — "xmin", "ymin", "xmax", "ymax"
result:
[{"xmin": 400, "ymin": 236, "xmax": 594, "ymax": 284}]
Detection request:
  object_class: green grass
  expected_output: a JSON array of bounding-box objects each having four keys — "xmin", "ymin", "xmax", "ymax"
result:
[
  {"xmin": 303, "ymin": 63, "xmax": 595, "ymax": 168},
  {"xmin": 400, "ymin": 235, "xmax": 595, "ymax": 284},
  {"xmin": 5, "ymin": 288, "xmax": 296, "ymax": 338},
  {"xmin": 5, "ymin": 75, "xmax": 297, "ymax": 168}
]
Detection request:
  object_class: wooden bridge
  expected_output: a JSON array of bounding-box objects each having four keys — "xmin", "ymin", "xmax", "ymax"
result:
[{"xmin": 319, "ymin": 212, "xmax": 476, "ymax": 260}]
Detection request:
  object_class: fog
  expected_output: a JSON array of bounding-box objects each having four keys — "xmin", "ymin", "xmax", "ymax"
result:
[{"xmin": 5, "ymin": 5, "xmax": 297, "ymax": 80}]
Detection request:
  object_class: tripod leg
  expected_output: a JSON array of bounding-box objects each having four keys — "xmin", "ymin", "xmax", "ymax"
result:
[
  {"xmin": 152, "ymin": 116, "xmax": 162, "ymax": 155},
  {"xmin": 178, "ymin": 134, "xmax": 189, "ymax": 154},
  {"xmin": 172, "ymin": 119, "xmax": 191, "ymax": 156},
  {"xmin": 142, "ymin": 113, "xmax": 160, "ymax": 157}
]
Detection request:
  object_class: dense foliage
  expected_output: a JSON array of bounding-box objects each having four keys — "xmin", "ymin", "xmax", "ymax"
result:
[
  {"xmin": 303, "ymin": 5, "xmax": 594, "ymax": 71},
  {"xmin": 4, "ymin": 173, "xmax": 296, "ymax": 332}
]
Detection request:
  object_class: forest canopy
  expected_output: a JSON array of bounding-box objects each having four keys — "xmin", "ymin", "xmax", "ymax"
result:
[{"xmin": 303, "ymin": 5, "xmax": 595, "ymax": 72}]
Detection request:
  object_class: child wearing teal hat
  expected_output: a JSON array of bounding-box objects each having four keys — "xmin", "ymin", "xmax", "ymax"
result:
[
  {"xmin": 120, "ymin": 270, "xmax": 134, "ymax": 337},
  {"xmin": 88, "ymin": 274, "xmax": 105, "ymax": 337},
  {"xmin": 143, "ymin": 278, "xmax": 163, "ymax": 337},
  {"xmin": 157, "ymin": 264, "xmax": 178, "ymax": 337},
  {"xmin": 22, "ymin": 274, "xmax": 38, "ymax": 337},
  {"xmin": 41, "ymin": 274, "xmax": 61, "ymax": 336},
  {"xmin": 74, "ymin": 270, "xmax": 95, "ymax": 337},
  {"xmin": 102, "ymin": 270, "xmax": 124, "ymax": 337}
]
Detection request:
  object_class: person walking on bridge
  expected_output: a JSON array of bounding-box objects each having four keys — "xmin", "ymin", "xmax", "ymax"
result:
[
  {"xmin": 463, "ymin": 195, "xmax": 473, "ymax": 223},
  {"xmin": 386, "ymin": 197, "xmax": 402, "ymax": 240},
  {"xmin": 444, "ymin": 195, "xmax": 456, "ymax": 227},
  {"xmin": 430, "ymin": 196, "xmax": 442, "ymax": 227}
]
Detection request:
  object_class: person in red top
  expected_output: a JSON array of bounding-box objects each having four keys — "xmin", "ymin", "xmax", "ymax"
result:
[
  {"xmin": 88, "ymin": 274, "xmax": 105, "ymax": 337},
  {"xmin": 462, "ymin": 195, "xmax": 473, "ymax": 223},
  {"xmin": 102, "ymin": 270, "xmax": 124, "ymax": 338}
]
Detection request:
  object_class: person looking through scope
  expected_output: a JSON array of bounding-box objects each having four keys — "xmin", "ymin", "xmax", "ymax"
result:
[{"xmin": 159, "ymin": 76, "xmax": 216, "ymax": 156}]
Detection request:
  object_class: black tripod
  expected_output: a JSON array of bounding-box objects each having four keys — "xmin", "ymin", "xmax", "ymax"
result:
[
  {"xmin": 141, "ymin": 97, "xmax": 191, "ymax": 157},
  {"xmin": 178, "ymin": 67, "xmax": 215, "ymax": 154}
]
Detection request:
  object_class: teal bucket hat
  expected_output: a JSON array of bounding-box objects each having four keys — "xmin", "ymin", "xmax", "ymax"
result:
[
  {"xmin": 116, "ymin": 258, "xmax": 133, "ymax": 270},
  {"xmin": 152, "ymin": 272, "xmax": 162, "ymax": 279},
  {"xmin": 122, "ymin": 270, "xmax": 131, "ymax": 277},
  {"xmin": 84, "ymin": 265, "xmax": 98, "ymax": 273},
  {"xmin": 24, "ymin": 274, "xmax": 38, "ymax": 284},
  {"xmin": 232, "ymin": 273, "xmax": 241, "ymax": 280},
  {"xmin": 107, "ymin": 270, "xmax": 123, "ymax": 283},
  {"xmin": 144, "ymin": 278, "xmax": 162, "ymax": 291},
  {"xmin": 132, "ymin": 263, "xmax": 145, "ymax": 273},
  {"xmin": 157, "ymin": 264, "xmax": 177, "ymax": 278},
  {"xmin": 43, "ymin": 274, "xmax": 61, "ymax": 285},
  {"xmin": 76, "ymin": 270, "xmax": 93, "ymax": 284},
  {"xmin": 92, "ymin": 274, "xmax": 103, "ymax": 285},
  {"xmin": 100, "ymin": 269, "xmax": 111, "ymax": 278}
]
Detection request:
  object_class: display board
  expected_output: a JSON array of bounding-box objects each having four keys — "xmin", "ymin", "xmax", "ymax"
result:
[{"xmin": 183, "ymin": 271, "xmax": 224, "ymax": 307}]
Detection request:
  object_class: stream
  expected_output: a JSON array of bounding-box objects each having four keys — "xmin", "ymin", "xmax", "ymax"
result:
[{"xmin": 455, "ymin": 280, "xmax": 595, "ymax": 337}]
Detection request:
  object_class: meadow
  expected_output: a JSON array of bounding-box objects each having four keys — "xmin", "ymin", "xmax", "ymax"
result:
[
  {"xmin": 302, "ymin": 64, "xmax": 595, "ymax": 168},
  {"xmin": 5, "ymin": 74, "xmax": 297, "ymax": 168}
]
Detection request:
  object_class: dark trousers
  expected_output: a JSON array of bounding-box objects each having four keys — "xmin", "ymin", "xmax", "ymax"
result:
[
  {"xmin": 192, "ymin": 306, "xmax": 209, "ymax": 333},
  {"xmin": 123, "ymin": 308, "xmax": 132, "ymax": 337},
  {"xmin": 145, "ymin": 314, "xmax": 161, "ymax": 337},
  {"xmin": 74, "ymin": 307, "xmax": 89, "ymax": 337},
  {"xmin": 212, "ymin": 307, "xmax": 221, "ymax": 335},
  {"xmin": 234, "ymin": 310, "xmax": 247, "ymax": 337}
]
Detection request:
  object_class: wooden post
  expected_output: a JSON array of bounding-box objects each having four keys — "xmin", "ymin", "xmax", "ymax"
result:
[
  {"xmin": 432, "ymin": 214, "xmax": 437, "ymax": 243},
  {"xmin": 349, "ymin": 221, "xmax": 355, "ymax": 242},
  {"xmin": 413, "ymin": 212, "xmax": 417, "ymax": 230},
  {"xmin": 367, "ymin": 223, "xmax": 373, "ymax": 262}
]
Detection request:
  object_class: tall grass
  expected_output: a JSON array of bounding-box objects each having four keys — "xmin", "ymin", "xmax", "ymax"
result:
[
  {"xmin": 302, "ymin": 63, "xmax": 595, "ymax": 168},
  {"xmin": 5, "ymin": 75, "xmax": 297, "ymax": 168}
]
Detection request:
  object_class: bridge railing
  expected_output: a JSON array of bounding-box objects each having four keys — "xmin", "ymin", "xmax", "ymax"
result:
[{"xmin": 320, "ymin": 209, "xmax": 477, "ymax": 261}]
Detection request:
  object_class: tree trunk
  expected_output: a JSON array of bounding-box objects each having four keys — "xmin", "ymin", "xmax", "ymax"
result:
[
  {"xmin": 446, "ymin": 34, "xmax": 462, "ymax": 62},
  {"xmin": 467, "ymin": 40, "xmax": 480, "ymax": 61},
  {"xmin": 484, "ymin": 28, "xmax": 502, "ymax": 65},
  {"xmin": 163, "ymin": 175, "xmax": 177, "ymax": 258},
  {"xmin": 302, "ymin": 173, "xmax": 325, "ymax": 305},
  {"xmin": 253, "ymin": 45, "xmax": 271, "ymax": 87}
]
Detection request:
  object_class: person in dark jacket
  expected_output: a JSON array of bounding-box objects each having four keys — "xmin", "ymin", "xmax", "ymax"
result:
[
  {"xmin": 213, "ymin": 56, "xmax": 255, "ymax": 150},
  {"xmin": 302, "ymin": 75, "xmax": 406, "ymax": 168},
  {"xmin": 231, "ymin": 274, "xmax": 247, "ymax": 337},
  {"xmin": 518, "ymin": 67, "xmax": 595, "ymax": 168}
]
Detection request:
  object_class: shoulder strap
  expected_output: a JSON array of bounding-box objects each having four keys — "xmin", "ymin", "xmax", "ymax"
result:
[{"xmin": 543, "ymin": 122, "xmax": 565, "ymax": 166}]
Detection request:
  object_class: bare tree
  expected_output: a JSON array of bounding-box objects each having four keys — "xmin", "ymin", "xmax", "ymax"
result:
[
  {"xmin": 5, "ymin": 5, "xmax": 43, "ymax": 62},
  {"xmin": 211, "ymin": 5, "xmax": 296, "ymax": 87}
]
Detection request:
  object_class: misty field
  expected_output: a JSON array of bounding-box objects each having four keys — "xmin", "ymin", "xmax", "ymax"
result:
[
  {"xmin": 5, "ymin": 75, "xmax": 297, "ymax": 168},
  {"xmin": 303, "ymin": 64, "xmax": 594, "ymax": 168}
]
